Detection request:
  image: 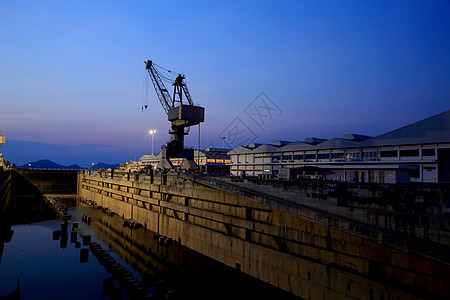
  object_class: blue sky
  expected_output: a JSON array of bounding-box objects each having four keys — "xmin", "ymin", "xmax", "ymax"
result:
[{"xmin": 0, "ymin": 0, "xmax": 449, "ymax": 167}]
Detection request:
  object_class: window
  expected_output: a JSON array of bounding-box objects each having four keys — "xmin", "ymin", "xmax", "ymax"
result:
[
  {"xmin": 331, "ymin": 153, "xmax": 344, "ymax": 159},
  {"xmin": 363, "ymin": 152, "xmax": 376, "ymax": 158},
  {"xmin": 272, "ymin": 156, "xmax": 281, "ymax": 162},
  {"xmin": 318, "ymin": 154, "xmax": 330, "ymax": 159},
  {"xmin": 362, "ymin": 151, "xmax": 377, "ymax": 161},
  {"xmin": 406, "ymin": 165, "xmax": 420, "ymax": 178},
  {"xmin": 346, "ymin": 152, "xmax": 359, "ymax": 160},
  {"xmin": 400, "ymin": 149, "xmax": 419, "ymax": 157},
  {"xmin": 282, "ymin": 155, "xmax": 292, "ymax": 160},
  {"xmin": 380, "ymin": 150, "xmax": 398, "ymax": 158},
  {"xmin": 305, "ymin": 154, "xmax": 316, "ymax": 160},
  {"xmin": 422, "ymin": 149, "xmax": 435, "ymax": 156},
  {"xmin": 293, "ymin": 155, "xmax": 303, "ymax": 160}
]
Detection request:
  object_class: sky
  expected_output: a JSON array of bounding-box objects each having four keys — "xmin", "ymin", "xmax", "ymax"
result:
[{"xmin": 0, "ymin": 0, "xmax": 449, "ymax": 167}]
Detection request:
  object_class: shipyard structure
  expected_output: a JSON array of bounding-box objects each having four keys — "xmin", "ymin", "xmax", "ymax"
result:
[
  {"xmin": 135, "ymin": 110, "xmax": 450, "ymax": 184},
  {"xmin": 1, "ymin": 110, "xmax": 450, "ymax": 299},
  {"xmin": 228, "ymin": 110, "xmax": 450, "ymax": 184}
]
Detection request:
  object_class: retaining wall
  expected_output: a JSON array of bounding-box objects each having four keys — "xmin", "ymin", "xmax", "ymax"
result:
[{"xmin": 79, "ymin": 171, "xmax": 450, "ymax": 299}]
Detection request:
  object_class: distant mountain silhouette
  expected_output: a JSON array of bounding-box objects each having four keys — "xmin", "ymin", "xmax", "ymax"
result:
[
  {"xmin": 18, "ymin": 159, "xmax": 83, "ymax": 169},
  {"xmin": 90, "ymin": 162, "xmax": 119, "ymax": 169}
]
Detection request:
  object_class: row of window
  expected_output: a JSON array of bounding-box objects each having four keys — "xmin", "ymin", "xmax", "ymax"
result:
[
  {"xmin": 380, "ymin": 149, "xmax": 435, "ymax": 158},
  {"xmin": 241, "ymin": 148, "xmax": 436, "ymax": 163}
]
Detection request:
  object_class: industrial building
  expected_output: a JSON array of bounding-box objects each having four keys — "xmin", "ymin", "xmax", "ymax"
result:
[
  {"xmin": 139, "ymin": 147, "xmax": 231, "ymax": 175},
  {"xmin": 228, "ymin": 110, "xmax": 450, "ymax": 183}
]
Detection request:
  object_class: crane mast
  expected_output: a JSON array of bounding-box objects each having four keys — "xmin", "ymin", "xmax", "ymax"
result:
[{"xmin": 144, "ymin": 60, "xmax": 205, "ymax": 171}]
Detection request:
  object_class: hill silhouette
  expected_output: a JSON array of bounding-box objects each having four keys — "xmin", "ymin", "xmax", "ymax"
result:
[{"xmin": 18, "ymin": 159, "xmax": 83, "ymax": 169}]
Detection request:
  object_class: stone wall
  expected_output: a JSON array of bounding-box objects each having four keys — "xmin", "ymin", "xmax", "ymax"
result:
[
  {"xmin": 79, "ymin": 171, "xmax": 450, "ymax": 299},
  {"xmin": 214, "ymin": 177, "xmax": 450, "ymax": 246},
  {"xmin": 15, "ymin": 169, "xmax": 78, "ymax": 195}
]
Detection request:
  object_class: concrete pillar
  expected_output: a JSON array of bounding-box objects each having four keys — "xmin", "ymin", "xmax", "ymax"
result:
[
  {"xmin": 71, "ymin": 230, "xmax": 77, "ymax": 243},
  {"xmin": 80, "ymin": 248, "xmax": 89, "ymax": 263},
  {"xmin": 103, "ymin": 277, "xmax": 115, "ymax": 295},
  {"xmin": 53, "ymin": 230, "xmax": 61, "ymax": 240}
]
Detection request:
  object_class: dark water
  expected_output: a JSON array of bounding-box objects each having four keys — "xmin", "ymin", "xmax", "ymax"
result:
[
  {"xmin": 0, "ymin": 219, "xmax": 110, "ymax": 299},
  {"xmin": 0, "ymin": 199, "xmax": 299, "ymax": 299}
]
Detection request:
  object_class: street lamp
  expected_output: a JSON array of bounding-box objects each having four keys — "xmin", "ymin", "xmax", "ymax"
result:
[{"xmin": 148, "ymin": 129, "xmax": 156, "ymax": 155}]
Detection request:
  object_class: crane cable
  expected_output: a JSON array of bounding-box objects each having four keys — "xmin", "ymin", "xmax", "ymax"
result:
[
  {"xmin": 154, "ymin": 67, "xmax": 177, "ymax": 84},
  {"xmin": 142, "ymin": 70, "xmax": 149, "ymax": 111},
  {"xmin": 152, "ymin": 62, "xmax": 180, "ymax": 76}
]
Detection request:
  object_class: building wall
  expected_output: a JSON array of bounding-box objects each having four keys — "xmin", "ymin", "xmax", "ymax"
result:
[{"xmin": 229, "ymin": 144, "xmax": 449, "ymax": 183}]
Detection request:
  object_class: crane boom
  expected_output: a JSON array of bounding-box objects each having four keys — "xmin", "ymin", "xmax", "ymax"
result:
[{"xmin": 145, "ymin": 60, "xmax": 172, "ymax": 113}]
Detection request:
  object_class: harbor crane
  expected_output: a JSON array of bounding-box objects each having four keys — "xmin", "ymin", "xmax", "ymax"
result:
[{"xmin": 144, "ymin": 60, "xmax": 205, "ymax": 171}]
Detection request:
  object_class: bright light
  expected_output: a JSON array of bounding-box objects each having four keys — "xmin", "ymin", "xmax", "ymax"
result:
[{"xmin": 147, "ymin": 129, "xmax": 157, "ymax": 155}]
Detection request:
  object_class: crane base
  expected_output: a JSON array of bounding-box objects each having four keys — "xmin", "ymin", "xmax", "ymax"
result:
[{"xmin": 181, "ymin": 159, "xmax": 199, "ymax": 172}]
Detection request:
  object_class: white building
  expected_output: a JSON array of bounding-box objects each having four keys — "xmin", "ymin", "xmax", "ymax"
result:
[{"xmin": 228, "ymin": 111, "xmax": 450, "ymax": 184}]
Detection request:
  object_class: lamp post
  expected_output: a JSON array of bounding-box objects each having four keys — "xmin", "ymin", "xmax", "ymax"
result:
[{"xmin": 148, "ymin": 129, "xmax": 156, "ymax": 155}]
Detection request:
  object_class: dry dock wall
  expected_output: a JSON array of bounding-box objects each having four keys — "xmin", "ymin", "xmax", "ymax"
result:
[{"xmin": 78, "ymin": 171, "xmax": 450, "ymax": 300}]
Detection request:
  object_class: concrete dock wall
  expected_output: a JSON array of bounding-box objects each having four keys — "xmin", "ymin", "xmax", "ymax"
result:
[
  {"xmin": 214, "ymin": 177, "xmax": 450, "ymax": 247},
  {"xmin": 78, "ymin": 170, "xmax": 450, "ymax": 299},
  {"xmin": 14, "ymin": 169, "xmax": 78, "ymax": 195}
]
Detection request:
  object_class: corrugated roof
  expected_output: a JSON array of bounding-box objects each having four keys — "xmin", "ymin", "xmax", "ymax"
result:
[
  {"xmin": 251, "ymin": 144, "xmax": 280, "ymax": 153},
  {"xmin": 361, "ymin": 110, "xmax": 450, "ymax": 147},
  {"xmin": 304, "ymin": 137, "xmax": 327, "ymax": 144},
  {"xmin": 314, "ymin": 138, "xmax": 362, "ymax": 150},
  {"xmin": 227, "ymin": 111, "xmax": 450, "ymax": 155},
  {"xmin": 278, "ymin": 141, "xmax": 315, "ymax": 152},
  {"xmin": 227, "ymin": 146, "xmax": 252, "ymax": 155},
  {"xmin": 342, "ymin": 133, "xmax": 372, "ymax": 141}
]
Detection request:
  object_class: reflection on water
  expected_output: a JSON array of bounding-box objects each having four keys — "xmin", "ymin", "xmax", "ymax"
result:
[
  {"xmin": 0, "ymin": 218, "xmax": 110, "ymax": 299},
  {"xmin": 0, "ymin": 199, "xmax": 298, "ymax": 299}
]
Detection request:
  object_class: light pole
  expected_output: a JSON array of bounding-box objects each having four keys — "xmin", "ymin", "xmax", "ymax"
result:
[{"xmin": 148, "ymin": 129, "xmax": 156, "ymax": 155}]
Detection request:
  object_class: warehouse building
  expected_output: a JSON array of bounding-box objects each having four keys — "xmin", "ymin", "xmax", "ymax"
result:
[{"xmin": 228, "ymin": 111, "xmax": 450, "ymax": 183}]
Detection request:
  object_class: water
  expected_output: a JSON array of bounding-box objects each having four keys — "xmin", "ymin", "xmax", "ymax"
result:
[
  {"xmin": 1, "ymin": 199, "xmax": 299, "ymax": 299},
  {"xmin": 0, "ymin": 219, "xmax": 110, "ymax": 299}
]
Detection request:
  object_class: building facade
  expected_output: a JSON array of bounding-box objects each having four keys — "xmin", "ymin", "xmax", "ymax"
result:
[
  {"xmin": 139, "ymin": 147, "xmax": 231, "ymax": 175},
  {"xmin": 228, "ymin": 111, "xmax": 450, "ymax": 183}
]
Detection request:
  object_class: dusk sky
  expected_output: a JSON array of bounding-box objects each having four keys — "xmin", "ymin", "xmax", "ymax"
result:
[{"xmin": 0, "ymin": 1, "xmax": 449, "ymax": 167}]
